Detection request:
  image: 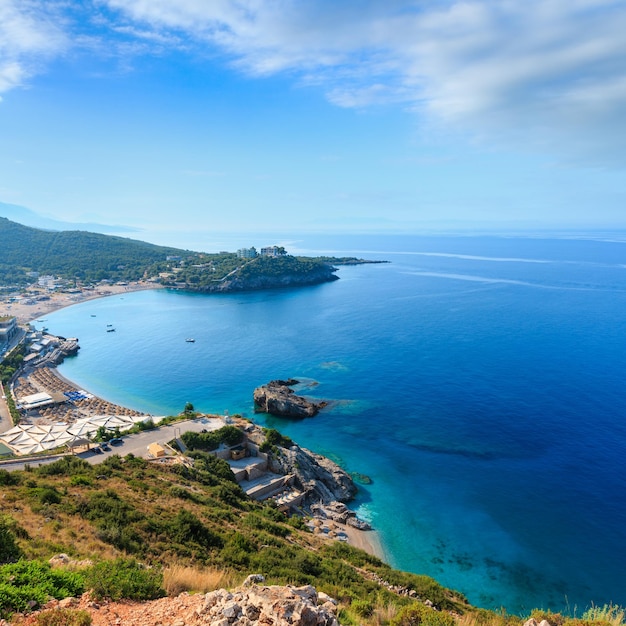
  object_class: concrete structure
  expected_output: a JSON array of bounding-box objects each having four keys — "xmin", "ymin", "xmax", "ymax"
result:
[
  {"xmin": 237, "ymin": 247, "xmax": 257, "ymax": 259},
  {"xmin": 260, "ymin": 246, "xmax": 287, "ymax": 257},
  {"xmin": 0, "ymin": 316, "xmax": 18, "ymax": 345}
]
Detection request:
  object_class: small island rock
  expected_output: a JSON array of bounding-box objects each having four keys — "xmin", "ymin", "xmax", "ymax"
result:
[{"xmin": 253, "ymin": 379, "xmax": 328, "ymax": 418}]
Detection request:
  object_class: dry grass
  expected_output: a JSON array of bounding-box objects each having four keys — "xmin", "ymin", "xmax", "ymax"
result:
[
  {"xmin": 370, "ymin": 601, "xmax": 400, "ymax": 625},
  {"xmin": 162, "ymin": 564, "xmax": 235, "ymax": 596},
  {"xmin": 456, "ymin": 609, "xmax": 521, "ymax": 626},
  {"xmin": 582, "ymin": 605, "xmax": 626, "ymax": 626}
]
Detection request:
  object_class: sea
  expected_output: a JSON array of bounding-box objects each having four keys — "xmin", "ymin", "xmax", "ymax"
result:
[{"xmin": 35, "ymin": 233, "xmax": 626, "ymax": 615}]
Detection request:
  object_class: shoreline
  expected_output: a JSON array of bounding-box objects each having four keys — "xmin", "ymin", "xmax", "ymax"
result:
[
  {"xmin": 2, "ymin": 285, "xmax": 388, "ymax": 562},
  {"xmin": 1, "ymin": 281, "xmax": 161, "ymax": 325}
]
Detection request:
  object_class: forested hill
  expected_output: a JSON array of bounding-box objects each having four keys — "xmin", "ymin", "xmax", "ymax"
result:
[{"xmin": 0, "ymin": 217, "xmax": 193, "ymax": 284}]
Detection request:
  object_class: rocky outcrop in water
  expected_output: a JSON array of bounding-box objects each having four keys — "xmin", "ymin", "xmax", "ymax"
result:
[{"xmin": 253, "ymin": 379, "xmax": 328, "ymax": 418}]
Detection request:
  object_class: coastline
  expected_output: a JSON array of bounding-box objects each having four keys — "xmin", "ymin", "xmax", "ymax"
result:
[
  {"xmin": 2, "ymin": 284, "xmax": 388, "ymax": 563},
  {"xmin": 1, "ymin": 281, "xmax": 161, "ymax": 325},
  {"xmin": 341, "ymin": 524, "xmax": 386, "ymax": 561}
]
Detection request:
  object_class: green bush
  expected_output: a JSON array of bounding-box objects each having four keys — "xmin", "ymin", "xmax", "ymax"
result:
[
  {"xmin": 69, "ymin": 475, "xmax": 93, "ymax": 487},
  {"xmin": 168, "ymin": 510, "xmax": 223, "ymax": 549},
  {"xmin": 0, "ymin": 560, "xmax": 85, "ymax": 619},
  {"xmin": 243, "ymin": 512, "xmax": 290, "ymax": 538},
  {"xmin": 0, "ymin": 469, "xmax": 20, "ymax": 486},
  {"xmin": 83, "ymin": 559, "xmax": 164, "ymax": 601},
  {"xmin": 264, "ymin": 428, "xmax": 293, "ymax": 448},
  {"xmin": 0, "ymin": 517, "xmax": 23, "ymax": 564},
  {"xmin": 31, "ymin": 486, "xmax": 63, "ymax": 506},
  {"xmin": 181, "ymin": 425, "xmax": 244, "ymax": 452},
  {"xmin": 36, "ymin": 457, "xmax": 92, "ymax": 477},
  {"xmin": 391, "ymin": 603, "xmax": 456, "ymax": 626},
  {"xmin": 351, "ymin": 598, "xmax": 375, "ymax": 617}
]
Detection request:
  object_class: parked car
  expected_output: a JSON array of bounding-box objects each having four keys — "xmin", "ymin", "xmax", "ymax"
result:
[
  {"xmin": 93, "ymin": 446, "xmax": 104, "ymax": 454},
  {"xmin": 109, "ymin": 438, "xmax": 123, "ymax": 446},
  {"xmin": 100, "ymin": 443, "xmax": 110, "ymax": 451}
]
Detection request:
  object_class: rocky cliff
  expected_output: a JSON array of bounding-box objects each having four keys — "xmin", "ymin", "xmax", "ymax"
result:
[
  {"xmin": 268, "ymin": 442, "xmax": 358, "ymax": 505},
  {"xmin": 194, "ymin": 258, "xmax": 339, "ymax": 293}
]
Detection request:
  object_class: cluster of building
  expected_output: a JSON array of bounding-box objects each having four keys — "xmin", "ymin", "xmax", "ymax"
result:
[
  {"xmin": 0, "ymin": 316, "xmax": 18, "ymax": 350},
  {"xmin": 236, "ymin": 245, "xmax": 288, "ymax": 259}
]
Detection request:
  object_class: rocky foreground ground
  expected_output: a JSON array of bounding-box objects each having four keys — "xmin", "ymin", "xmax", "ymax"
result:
[{"xmin": 9, "ymin": 578, "xmax": 339, "ymax": 626}]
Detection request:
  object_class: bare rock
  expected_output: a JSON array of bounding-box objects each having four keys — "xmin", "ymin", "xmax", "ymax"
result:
[
  {"xmin": 200, "ymin": 583, "xmax": 339, "ymax": 625},
  {"xmin": 254, "ymin": 379, "xmax": 328, "ymax": 418},
  {"xmin": 269, "ymin": 445, "xmax": 357, "ymax": 505}
]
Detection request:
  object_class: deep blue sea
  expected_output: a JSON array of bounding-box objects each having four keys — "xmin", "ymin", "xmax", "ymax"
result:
[{"xmin": 37, "ymin": 234, "xmax": 626, "ymax": 614}]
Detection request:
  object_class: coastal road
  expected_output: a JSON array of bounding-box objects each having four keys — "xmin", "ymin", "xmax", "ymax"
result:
[
  {"xmin": 77, "ymin": 415, "xmax": 225, "ymax": 463},
  {"xmin": 0, "ymin": 415, "xmax": 225, "ymax": 471}
]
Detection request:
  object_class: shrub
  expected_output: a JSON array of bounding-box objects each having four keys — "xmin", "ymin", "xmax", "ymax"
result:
[
  {"xmin": 351, "ymin": 598, "xmax": 375, "ymax": 617},
  {"xmin": 33, "ymin": 608, "xmax": 92, "ymax": 626},
  {"xmin": 391, "ymin": 603, "xmax": 456, "ymax": 626},
  {"xmin": 168, "ymin": 510, "xmax": 223, "ymax": 549},
  {"xmin": 36, "ymin": 457, "xmax": 92, "ymax": 478},
  {"xmin": 69, "ymin": 475, "xmax": 93, "ymax": 487},
  {"xmin": 181, "ymin": 425, "xmax": 243, "ymax": 452},
  {"xmin": 84, "ymin": 559, "xmax": 164, "ymax": 601},
  {"xmin": 530, "ymin": 611, "xmax": 566, "ymax": 626},
  {"xmin": 264, "ymin": 428, "xmax": 293, "ymax": 448},
  {"xmin": 0, "ymin": 469, "xmax": 20, "ymax": 486},
  {"xmin": 31, "ymin": 486, "xmax": 62, "ymax": 506},
  {"xmin": 0, "ymin": 561, "xmax": 85, "ymax": 619},
  {"xmin": 0, "ymin": 517, "xmax": 23, "ymax": 564}
]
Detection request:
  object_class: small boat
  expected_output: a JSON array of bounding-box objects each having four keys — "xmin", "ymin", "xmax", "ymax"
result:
[
  {"xmin": 106, "ymin": 323, "xmax": 113, "ymax": 327},
  {"xmin": 106, "ymin": 328, "xmax": 116, "ymax": 333},
  {"xmin": 91, "ymin": 314, "xmax": 96, "ymax": 317},
  {"xmin": 185, "ymin": 338, "xmax": 195, "ymax": 343}
]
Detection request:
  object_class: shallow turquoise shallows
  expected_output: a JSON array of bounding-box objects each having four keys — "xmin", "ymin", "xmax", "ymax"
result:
[{"xmin": 40, "ymin": 234, "xmax": 626, "ymax": 614}]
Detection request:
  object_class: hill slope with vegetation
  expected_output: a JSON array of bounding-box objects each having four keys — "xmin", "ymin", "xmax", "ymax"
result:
[
  {"xmin": 0, "ymin": 218, "xmax": 362, "ymax": 291},
  {"xmin": 1, "ymin": 444, "xmax": 623, "ymax": 626},
  {"xmin": 0, "ymin": 217, "xmax": 192, "ymax": 285},
  {"xmin": 0, "ymin": 449, "xmax": 468, "ymax": 625}
]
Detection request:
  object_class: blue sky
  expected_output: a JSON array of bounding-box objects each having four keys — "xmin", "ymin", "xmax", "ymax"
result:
[{"xmin": 1, "ymin": 0, "xmax": 625, "ymax": 248}]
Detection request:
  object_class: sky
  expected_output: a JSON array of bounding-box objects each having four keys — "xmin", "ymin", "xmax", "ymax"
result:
[{"xmin": 1, "ymin": 0, "xmax": 625, "ymax": 249}]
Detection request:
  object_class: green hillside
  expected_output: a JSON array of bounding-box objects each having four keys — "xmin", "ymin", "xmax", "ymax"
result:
[
  {"xmin": 1, "ymin": 428, "xmax": 624, "ymax": 626},
  {"xmin": 0, "ymin": 217, "xmax": 192, "ymax": 285},
  {"xmin": 0, "ymin": 448, "xmax": 470, "ymax": 625}
]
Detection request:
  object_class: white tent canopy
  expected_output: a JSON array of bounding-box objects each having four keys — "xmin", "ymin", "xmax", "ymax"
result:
[{"xmin": 0, "ymin": 414, "xmax": 148, "ymax": 456}]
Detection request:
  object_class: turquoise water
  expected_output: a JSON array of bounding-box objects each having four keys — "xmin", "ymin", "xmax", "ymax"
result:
[{"xmin": 39, "ymin": 234, "xmax": 626, "ymax": 613}]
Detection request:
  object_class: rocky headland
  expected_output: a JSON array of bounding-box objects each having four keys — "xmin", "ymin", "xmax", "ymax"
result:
[
  {"xmin": 187, "ymin": 257, "xmax": 339, "ymax": 294},
  {"xmin": 253, "ymin": 379, "xmax": 328, "ymax": 418}
]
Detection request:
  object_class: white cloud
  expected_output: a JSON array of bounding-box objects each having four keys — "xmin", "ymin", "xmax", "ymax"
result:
[
  {"xmin": 97, "ymin": 0, "xmax": 626, "ymax": 164},
  {"xmin": 0, "ymin": 0, "xmax": 67, "ymax": 94},
  {"xmin": 3, "ymin": 0, "xmax": 625, "ymax": 164}
]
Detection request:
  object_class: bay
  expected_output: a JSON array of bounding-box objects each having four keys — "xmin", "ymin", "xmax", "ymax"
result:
[{"xmin": 39, "ymin": 234, "xmax": 626, "ymax": 614}]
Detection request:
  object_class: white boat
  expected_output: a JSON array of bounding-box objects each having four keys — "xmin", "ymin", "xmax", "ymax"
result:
[{"xmin": 186, "ymin": 338, "xmax": 195, "ymax": 343}]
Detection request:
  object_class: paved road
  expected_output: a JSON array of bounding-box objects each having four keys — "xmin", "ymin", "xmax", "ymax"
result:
[{"xmin": 0, "ymin": 415, "xmax": 225, "ymax": 471}]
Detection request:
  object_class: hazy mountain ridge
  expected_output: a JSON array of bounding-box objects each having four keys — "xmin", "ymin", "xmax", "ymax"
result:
[{"xmin": 0, "ymin": 202, "xmax": 140, "ymax": 235}]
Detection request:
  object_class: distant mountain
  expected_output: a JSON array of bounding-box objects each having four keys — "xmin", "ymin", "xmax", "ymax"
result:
[
  {"xmin": 0, "ymin": 217, "xmax": 193, "ymax": 285},
  {"xmin": 0, "ymin": 201, "xmax": 141, "ymax": 234}
]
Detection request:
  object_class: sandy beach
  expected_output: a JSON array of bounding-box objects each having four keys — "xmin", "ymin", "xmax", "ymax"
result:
[
  {"xmin": 1, "ymin": 281, "xmax": 161, "ymax": 325},
  {"xmin": 342, "ymin": 524, "xmax": 386, "ymax": 560}
]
